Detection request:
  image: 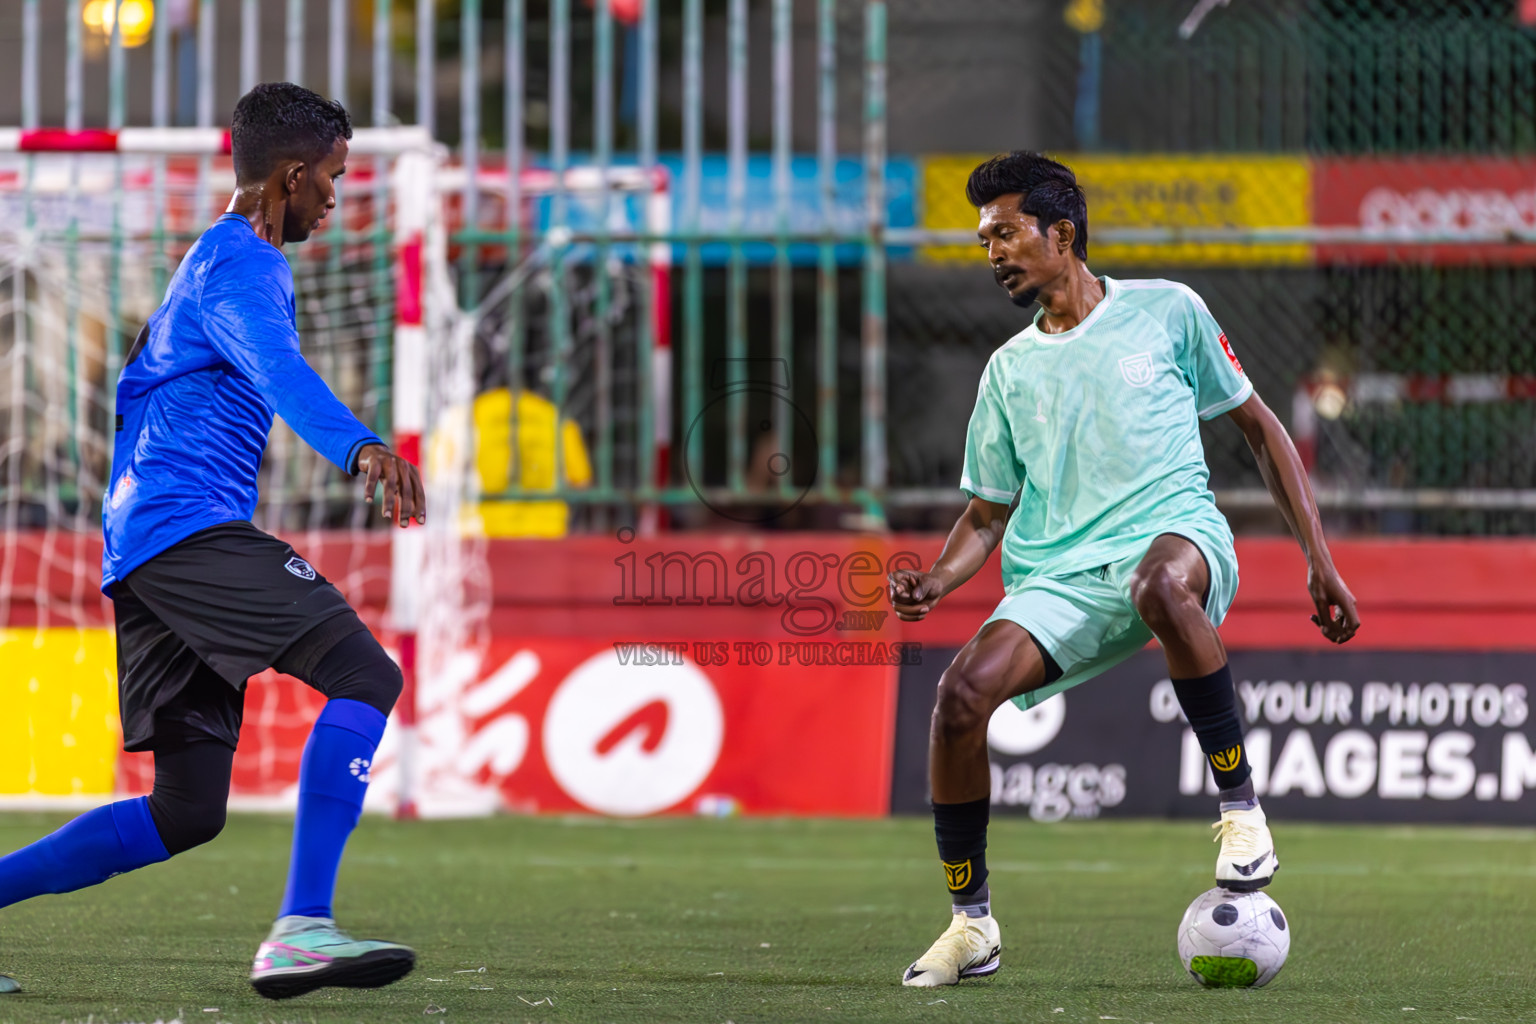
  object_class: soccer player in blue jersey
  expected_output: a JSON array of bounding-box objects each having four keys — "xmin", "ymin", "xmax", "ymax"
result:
[
  {"xmin": 0, "ymin": 84, "xmax": 423, "ymax": 1000},
  {"xmin": 890, "ymin": 152, "xmax": 1360, "ymax": 987}
]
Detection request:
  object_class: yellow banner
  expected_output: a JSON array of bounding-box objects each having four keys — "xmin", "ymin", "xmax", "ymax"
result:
[
  {"xmin": 0, "ymin": 629, "xmax": 119, "ymax": 797},
  {"xmin": 922, "ymin": 153, "xmax": 1311, "ymax": 266}
]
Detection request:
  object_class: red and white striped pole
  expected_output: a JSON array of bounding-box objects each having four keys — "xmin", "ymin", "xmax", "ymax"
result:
[
  {"xmin": 644, "ymin": 164, "xmax": 673, "ymax": 534},
  {"xmin": 389, "ymin": 146, "xmax": 435, "ymax": 821},
  {"xmin": 0, "ymin": 126, "xmax": 432, "ymax": 156},
  {"xmin": 0, "ymin": 127, "xmax": 227, "ymax": 153}
]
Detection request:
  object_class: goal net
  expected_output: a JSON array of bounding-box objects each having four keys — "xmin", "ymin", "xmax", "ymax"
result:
[
  {"xmin": 0, "ymin": 127, "xmax": 669, "ymax": 813},
  {"xmin": 392, "ymin": 163, "xmax": 672, "ymax": 818}
]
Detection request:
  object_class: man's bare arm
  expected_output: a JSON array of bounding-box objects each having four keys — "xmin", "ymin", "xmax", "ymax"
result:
[
  {"xmin": 1227, "ymin": 392, "xmax": 1359, "ymax": 644},
  {"xmin": 888, "ymin": 496, "xmax": 1011, "ymax": 622}
]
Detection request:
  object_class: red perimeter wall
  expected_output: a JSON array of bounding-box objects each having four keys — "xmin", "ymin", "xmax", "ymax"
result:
[
  {"xmin": 7, "ymin": 531, "xmax": 1531, "ymax": 815},
  {"xmin": 6, "ymin": 532, "xmax": 1533, "ymax": 651}
]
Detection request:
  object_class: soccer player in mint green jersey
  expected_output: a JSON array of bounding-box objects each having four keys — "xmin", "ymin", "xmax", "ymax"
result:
[{"xmin": 890, "ymin": 151, "xmax": 1360, "ymax": 988}]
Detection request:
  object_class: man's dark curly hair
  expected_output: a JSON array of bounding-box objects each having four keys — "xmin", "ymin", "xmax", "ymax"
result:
[
  {"xmin": 231, "ymin": 82, "xmax": 353, "ymax": 184},
  {"xmin": 965, "ymin": 151, "xmax": 1089, "ymax": 260}
]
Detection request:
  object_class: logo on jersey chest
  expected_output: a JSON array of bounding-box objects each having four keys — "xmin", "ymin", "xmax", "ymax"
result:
[{"xmin": 1118, "ymin": 352, "xmax": 1155, "ymax": 388}]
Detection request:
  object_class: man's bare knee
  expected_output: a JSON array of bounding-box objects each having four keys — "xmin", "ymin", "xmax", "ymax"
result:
[
  {"xmin": 933, "ymin": 663, "xmax": 1004, "ymax": 742},
  {"xmin": 1130, "ymin": 567, "xmax": 1201, "ymax": 634}
]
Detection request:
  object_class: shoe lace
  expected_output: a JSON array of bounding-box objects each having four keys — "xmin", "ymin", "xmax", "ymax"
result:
[
  {"xmin": 312, "ymin": 927, "xmax": 356, "ymax": 949},
  {"xmin": 1210, "ymin": 816, "xmax": 1259, "ymax": 857},
  {"xmin": 925, "ymin": 917, "xmax": 985, "ymax": 960},
  {"xmin": 959, "ymin": 918, "xmax": 995, "ymax": 954},
  {"xmin": 273, "ymin": 925, "xmax": 354, "ymax": 951}
]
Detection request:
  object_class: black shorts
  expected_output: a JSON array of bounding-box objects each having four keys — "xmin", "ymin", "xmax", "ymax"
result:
[{"xmin": 113, "ymin": 521, "xmax": 368, "ymax": 752}]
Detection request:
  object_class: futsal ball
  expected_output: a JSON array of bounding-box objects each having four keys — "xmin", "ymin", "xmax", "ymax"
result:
[{"xmin": 1176, "ymin": 887, "xmax": 1290, "ymax": 988}]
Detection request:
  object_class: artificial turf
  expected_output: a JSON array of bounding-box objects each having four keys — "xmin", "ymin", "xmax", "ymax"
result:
[{"xmin": 0, "ymin": 812, "xmax": 1532, "ymax": 1023}]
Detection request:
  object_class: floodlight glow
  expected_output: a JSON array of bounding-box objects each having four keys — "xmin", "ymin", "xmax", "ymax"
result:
[{"xmin": 83, "ymin": 0, "xmax": 155, "ymax": 49}]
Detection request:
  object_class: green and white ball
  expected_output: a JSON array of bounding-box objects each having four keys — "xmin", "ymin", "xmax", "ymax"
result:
[{"xmin": 1176, "ymin": 887, "xmax": 1290, "ymax": 988}]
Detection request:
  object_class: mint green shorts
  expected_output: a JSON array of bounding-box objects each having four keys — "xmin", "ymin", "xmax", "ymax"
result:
[{"xmin": 986, "ymin": 530, "xmax": 1239, "ymax": 711}]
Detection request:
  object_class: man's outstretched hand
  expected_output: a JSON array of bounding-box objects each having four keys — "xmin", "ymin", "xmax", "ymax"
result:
[
  {"xmin": 358, "ymin": 444, "xmax": 425, "ymax": 527},
  {"xmin": 1307, "ymin": 561, "xmax": 1359, "ymax": 644}
]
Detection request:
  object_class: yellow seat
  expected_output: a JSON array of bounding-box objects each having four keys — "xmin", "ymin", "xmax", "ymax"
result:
[{"xmin": 471, "ymin": 388, "xmax": 592, "ymax": 538}]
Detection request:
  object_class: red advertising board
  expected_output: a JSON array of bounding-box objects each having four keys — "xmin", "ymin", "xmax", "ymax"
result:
[
  {"xmin": 38, "ymin": 532, "xmax": 1536, "ymax": 815},
  {"xmin": 400, "ymin": 637, "xmax": 898, "ymax": 817},
  {"xmin": 118, "ymin": 639, "xmax": 899, "ymax": 817},
  {"xmin": 1315, "ymin": 157, "xmax": 1536, "ymax": 264}
]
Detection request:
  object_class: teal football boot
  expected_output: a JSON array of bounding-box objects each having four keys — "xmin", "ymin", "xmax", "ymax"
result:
[{"xmin": 250, "ymin": 915, "xmax": 414, "ymax": 1000}]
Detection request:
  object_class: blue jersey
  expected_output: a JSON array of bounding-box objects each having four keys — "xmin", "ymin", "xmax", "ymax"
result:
[{"xmin": 103, "ymin": 213, "xmax": 382, "ymax": 592}]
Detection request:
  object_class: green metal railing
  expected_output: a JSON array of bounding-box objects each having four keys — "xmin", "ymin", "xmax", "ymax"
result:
[
  {"xmin": 449, "ymin": 0, "xmax": 891, "ymax": 529},
  {"xmin": 8, "ymin": 0, "xmax": 1536, "ymax": 542}
]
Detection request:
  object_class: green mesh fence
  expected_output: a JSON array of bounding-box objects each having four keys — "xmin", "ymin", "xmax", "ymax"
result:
[
  {"xmin": 3, "ymin": 1, "xmax": 1536, "ymax": 538},
  {"xmin": 886, "ymin": 0, "xmax": 1536, "ymax": 534}
]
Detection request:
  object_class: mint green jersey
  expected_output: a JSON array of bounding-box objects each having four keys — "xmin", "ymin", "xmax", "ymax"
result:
[{"xmin": 961, "ymin": 276, "xmax": 1252, "ymax": 587}]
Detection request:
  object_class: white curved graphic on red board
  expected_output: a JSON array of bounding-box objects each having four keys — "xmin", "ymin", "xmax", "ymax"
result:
[{"xmin": 543, "ymin": 651, "xmax": 724, "ymax": 816}]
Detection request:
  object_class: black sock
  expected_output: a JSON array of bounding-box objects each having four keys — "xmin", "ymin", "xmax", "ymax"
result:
[
  {"xmin": 933, "ymin": 797, "xmax": 989, "ymax": 908},
  {"xmin": 1171, "ymin": 664, "xmax": 1252, "ymax": 792}
]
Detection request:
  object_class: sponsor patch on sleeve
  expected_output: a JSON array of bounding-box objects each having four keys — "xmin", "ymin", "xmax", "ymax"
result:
[
  {"xmin": 284, "ymin": 556, "xmax": 317, "ymax": 581},
  {"xmin": 1218, "ymin": 333, "xmax": 1245, "ymax": 376}
]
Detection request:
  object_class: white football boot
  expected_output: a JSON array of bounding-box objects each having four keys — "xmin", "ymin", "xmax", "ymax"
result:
[
  {"xmin": 1212, "ymin": 802, "xmax": 1278, "ymax": 891},
  {"xmin": 901, "ymin": 912, "xmax": 1001, "ymax": 987}
]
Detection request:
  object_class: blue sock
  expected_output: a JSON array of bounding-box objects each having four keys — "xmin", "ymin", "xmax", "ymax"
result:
[
  {"xmin": 278, "ymin": 698, "xmax": 387, "ymax": 920},
  {"xmin": 0, "ymin": 797, "xmax": 169, "ymax": 909}
]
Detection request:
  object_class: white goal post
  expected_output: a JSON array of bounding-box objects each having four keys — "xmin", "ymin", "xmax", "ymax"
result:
[
  {"xmin": 0, "ymin": 124, "xmax": 445, "ymax": 811},
  {"xmin": 0, "ymin": 125, "xmax": 673, "ymax": 815}
]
